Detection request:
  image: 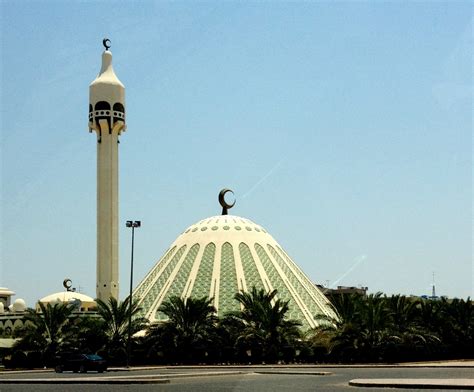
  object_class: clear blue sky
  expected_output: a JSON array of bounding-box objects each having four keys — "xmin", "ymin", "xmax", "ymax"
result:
[{"xmin": 1, "ymin": 1, "xmax": 472, "ymax": 307}]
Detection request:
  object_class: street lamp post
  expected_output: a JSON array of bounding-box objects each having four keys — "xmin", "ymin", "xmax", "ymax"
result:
[{"xmin": 126, "ymin": 220, "xmax": 141, "ymax": 368}]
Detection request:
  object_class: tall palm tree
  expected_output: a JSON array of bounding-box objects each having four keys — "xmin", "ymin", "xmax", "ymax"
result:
[
  {"xmin": 314, "ymin": 293, "xmax": 366, "ymax": 362},
  {"xmin": 95, "ymin": 296, "xmax": 147, "ymax": 362},
  {"xmin": 228, "ymin": 287, "xmax": 301, "ymax": 362},
  {"xmin": 146, "ymin": 296, "xmax": 218, "ymax": 363},
  {"xmin": 15, "ymin": 302, "xmax": 75, "ymax": 363},
  {"xmin": 362, "ymin": 294, "xmax": 393, "ymax": 347}
]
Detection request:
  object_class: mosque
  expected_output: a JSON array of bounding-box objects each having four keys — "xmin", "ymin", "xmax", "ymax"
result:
[
  {"xmin": 133, "ymin": 190, "xmax": 337, "ymax": 329},
  {"xmin": 0, "ymin": 40, "xmax": 337, "ymax": 340}
]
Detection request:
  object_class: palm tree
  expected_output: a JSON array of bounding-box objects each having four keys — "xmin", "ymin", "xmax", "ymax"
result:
[
  {"xmin": 416, "ymin": 297, "xmax": 445, "ymax": 343},
  {"xmin": 227, "ymin": 287, "xmax": 301, "ymax": 363},
  {"xmin": 387, "ymin": 295, "xmax": 419, "ymax": 332},
  {"xmin": 216, "ymin": 314, "xmax": 246, "ymax": 363},
  {"xmin": 383, "ymin": 295, "xmax": 439, "ymax": 361},
  {"xmin": 362, "ymin": 294, "xmax": 393, "ymax": 349},
  {"xmin": 146, "ymin": 296, "xmax": 218, "ymax": 364},
  {"xmin": 95, "ymin": 296, "xmax": 147, "ymax": 363},
  {"xmin": 14, "ymin": 302, "xmax": 75, "ymax": 365},
  {"xmin": 438, "ymin": 297, "xmax": 473, "ymax": 357},
  {"xmin": 315, "ymin": 293, "xmax": 395, "ymax": 362},
  {"xmin": 323, "ymin": 294, "xmax": 446, "ymax": 362},
  {"xmin": 330, "ymin": 293, "xmax": 365, "ymax": 326},
  {"xmin": 70, "ymin": 315, "xmax": 108, "ymax": 354},
  {"xmin": 313, "ymin": 293, "xmax": 366, "ymax": 362}
]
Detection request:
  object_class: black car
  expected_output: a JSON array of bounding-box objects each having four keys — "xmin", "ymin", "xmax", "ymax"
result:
[{"xmin": 55, "ymin": 353, "xmax": 107, "ymax": 373}]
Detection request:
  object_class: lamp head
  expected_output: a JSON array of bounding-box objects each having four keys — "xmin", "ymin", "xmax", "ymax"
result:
[{"xmin": 126, "ymin": 220, "xmax": 141, "ymax": 228}]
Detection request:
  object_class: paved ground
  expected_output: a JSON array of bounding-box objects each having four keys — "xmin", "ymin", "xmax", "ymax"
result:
[
  {"xmin": 350, "ymin": 378, "xmax": 474, "ymax": 389},
  {"xmin": 0, "ymin": 362, "xmax": 472, "ymax": 391}
]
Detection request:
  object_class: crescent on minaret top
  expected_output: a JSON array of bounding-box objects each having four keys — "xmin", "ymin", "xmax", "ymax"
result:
[
  {"xmin": 103, "ymin": 38, "xmax": 111, "ymax": 51},
  {"xmin": 219, "ymin": 189, "xmax": 235, "ymax": 215}
]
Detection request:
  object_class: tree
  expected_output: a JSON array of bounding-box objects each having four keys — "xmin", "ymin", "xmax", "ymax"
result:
[
  {"xmin": 95, "ymin": 296, "xmax": 147, "ymax": 363},
  {"xmin": 14, "ymin": 302, "xmax": 75, "ymax": 365},
  {"xmin": 146, "ymin": 296, "xmax": 218, "ymax": 364},
  {"xmin": 387, "ymin": 295, "xmax": 419, "ymax": 333},
  {"xmin": 227, "ymin": 287, "xmax": 301, "ymax": 363},
  {"xmin": 437, "ymin": 297, "xmax": 474, "ymax": 358},
  {"xmin": 308, "ymin": 293, "xmax": 446, "ymax": 363},
  {"xmin": 70, "ymin": 315, "xmax": 108, "ymax": 355}
]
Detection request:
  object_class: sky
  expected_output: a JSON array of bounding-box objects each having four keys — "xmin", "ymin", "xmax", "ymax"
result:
[{"xmin": 0, "ymin": 1, "xmax": 472, "ymax": 307}]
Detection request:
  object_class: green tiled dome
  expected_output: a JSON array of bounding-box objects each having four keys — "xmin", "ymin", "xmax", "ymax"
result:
[{"xmin": 133, "ymin": 215, "xmax": 337, "ymax": 329}]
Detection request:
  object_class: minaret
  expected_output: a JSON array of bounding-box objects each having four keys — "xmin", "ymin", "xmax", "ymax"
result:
[{"xmin": 89, "ymin": 39, "xmax": 126, "ymax": 300}]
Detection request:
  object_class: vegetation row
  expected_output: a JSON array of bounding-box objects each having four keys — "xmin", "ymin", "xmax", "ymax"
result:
[{"xmin": 2, "ymin": 288, "xmax": 473, "ymax": 368}]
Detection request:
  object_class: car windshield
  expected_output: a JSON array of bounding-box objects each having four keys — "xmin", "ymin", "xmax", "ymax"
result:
[{"xmin": 85, "ymin": 354, "xmax": 103, "ymax": 361}]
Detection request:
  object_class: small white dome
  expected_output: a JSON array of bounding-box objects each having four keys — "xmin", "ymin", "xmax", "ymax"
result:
[
  {"xmin": 39, "ymin": 291, "xmax": 94, "ymax": 304},
  {"xmin": 12, "ymin": 299, "xmax": 26, "ymax": 312},
  {"xmin": 37, "ymin": 291, "xmax": 96, "ymax": 312}
]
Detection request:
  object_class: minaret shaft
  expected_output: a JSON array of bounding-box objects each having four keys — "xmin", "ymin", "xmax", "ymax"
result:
[
  {"xmin": 89, "ymin": 44, "xmax": 126, "ymax": 302},
  {"xmin": 96, "ymin": 120, "xmax": 119, "ymax": 300}
]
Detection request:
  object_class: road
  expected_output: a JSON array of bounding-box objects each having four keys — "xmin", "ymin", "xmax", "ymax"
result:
[{"xmin": 0, "ymin": 366, "xmax": 472, "ymax": 391}]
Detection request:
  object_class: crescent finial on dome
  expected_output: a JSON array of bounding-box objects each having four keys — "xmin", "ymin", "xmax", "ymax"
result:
[{"xmin": 219, "ymin": 189, "xmax": 235, "ymax": 215}]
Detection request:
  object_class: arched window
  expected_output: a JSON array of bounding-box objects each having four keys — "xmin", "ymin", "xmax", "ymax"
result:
[
  {"xmin": 89, "ymin": 104, "xmax": 93, "ymax": 113},
  {"xmin": 113, "ymin": 103, "xmax": 124, "ymax": 113},
  {"xmin": 95, "ymin": 101, "xmax": 111, "ymax": 111}
]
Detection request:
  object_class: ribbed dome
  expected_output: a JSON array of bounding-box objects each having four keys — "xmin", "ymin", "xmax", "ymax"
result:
[{"xmin": 134, "ymin": 215, "xmax": 337, "ymax": 329}]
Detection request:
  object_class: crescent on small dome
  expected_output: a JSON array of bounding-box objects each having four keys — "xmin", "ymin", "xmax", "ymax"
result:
[
  {"xmin": 102, "ymin": 38, "xmax": 111, "ymax": 51},
  {"xmin": 219, "ymin": 189, "xmax": 235, "ymax": 215},
  {"xmin": 63, "ymin": 278, "xmax": 72, "ymax": 291}
]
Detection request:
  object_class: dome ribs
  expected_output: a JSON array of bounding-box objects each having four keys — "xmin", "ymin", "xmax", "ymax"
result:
[
  {"xmin": 133, "ymin": 246, "xmax": 176, "ymax": 302},
  {"xmin": 160, "ymin": 244, "xmax": 200, "ymax": 303},
  {"xmin": 190, "ymin": 243, "xmax": 216, "ymax": 300},
  {"xmin": 140, "ymin": 245, "xmax": 187, "ymax": 320},
  {"xmin": 268, "ymin": 244, "xmax": 323, "ymax": 327},
  {"xmin": 217, "ymin": 243, "xmax": 239, "ymax": 317},
  {"xmin": 238, "ymin": 243, "xmax": 264, "ymax": 292},
  {"xmin": 254, "ymin": 243, "xmax": 309, "ymax": 329},
  {"xmin": 275, "ymin": 245, "xmax": 337, "ymax": 320}
]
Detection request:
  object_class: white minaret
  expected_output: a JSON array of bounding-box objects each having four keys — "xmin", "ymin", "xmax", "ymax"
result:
[{"xmin": 89, "ymin": 39, "xmax": 126, "ymax": 300}]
